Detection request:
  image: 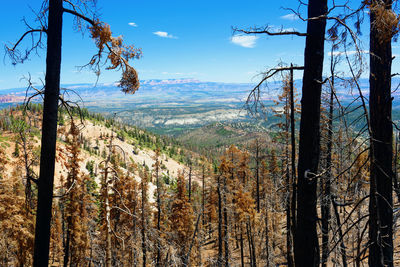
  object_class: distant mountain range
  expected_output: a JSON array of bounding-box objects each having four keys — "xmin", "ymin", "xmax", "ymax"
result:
[
  {"xmin": 1, "ymin": 78, "xmax": 400, "ymax": 135},
  {"xmin": 1, "ymin": 78, "xmax": 399, "ymax": 104},
  {"xmin": 0, "ymin": 79, "xmax": 257, "ymax": 104}
]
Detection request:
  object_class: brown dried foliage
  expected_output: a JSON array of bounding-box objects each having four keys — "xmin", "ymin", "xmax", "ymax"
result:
[
  {"xmin": 0, "ymin": 153, "xmax": 35, "ymax": 266},
  {"xmin": 89, "ymin": 20, "xmax": 141, "ymax": 94},
  {"xmin": 367, "ymin": 0, "xmax": 400, "ymax": 43}
]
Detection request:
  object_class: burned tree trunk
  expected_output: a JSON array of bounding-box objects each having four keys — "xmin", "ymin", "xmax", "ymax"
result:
[
  {"xmin": 33, "ymin": 0, "xmax": 63, "ymax": 265},
  {"xmin": 255, "ymin": 139, "xmax": 261, "ymax": 213},
  {"xmin": 321, "ymin": 75, "xmax": 334, "ymax": 267},
  {"xmin": 289, "ymin": 65, "xmax": 297, "ymax": 237},
  {"xmin": 217, "ymin": 174, "xmax": 223, "ymax": 267},
  {"xmin": 223, "ymin": 178, "xmax": 229, "ymax": 267},
  {"xmin": 188, "ymin": 164, "xmax": 192, "ymax": 202},
  {"xmin": 368, "ymin": 1, "xmax": 394, "ymax": 266},
  {"xmin": 294, "ymin": 0, "xmax": 328, "ymax": 266}
]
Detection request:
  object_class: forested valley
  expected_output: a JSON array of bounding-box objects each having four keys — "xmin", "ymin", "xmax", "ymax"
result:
[{"xmin": 1, "ymin": 0, "xmax": 400, "ymax": 266}]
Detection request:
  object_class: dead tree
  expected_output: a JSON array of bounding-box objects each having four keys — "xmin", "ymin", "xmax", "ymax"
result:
[
  {"xmin": 32, "ymin": 2, "xmax": 63, "ymax": 265},
  {"xmin": 5, "ymin": 1, "xmax": 140, "ymax": 265},
  {"xmin": 368, "ymin": 1, "xmax": 395, "ymax": 266},
  {"xmin": 241, "ymin": 62, "xmax": 303, "ymax": 267},
  {"xmin": 217, "ymin": 173, "xmax": 223, "ymax": 267},
  {"xmin": 294, "ymin": 1, "xmax": 328, "ymax": 266},
  {"xmin": 320, "ymin": 44, "xmax": 338, "ymax": 267}
]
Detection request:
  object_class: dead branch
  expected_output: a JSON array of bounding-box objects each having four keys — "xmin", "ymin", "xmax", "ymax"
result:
[
  {"xmin": 233, "ymin": 26, "xmax": 307, "ymax": 37},
  {"xmin": 245, "ymin": 65, "xmax": 304, "ymax": 116}
]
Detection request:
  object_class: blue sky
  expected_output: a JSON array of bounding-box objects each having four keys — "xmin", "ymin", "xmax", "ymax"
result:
[{"xmin": 0, "ymin": 0, "xmax": 398, "ymax": 89}]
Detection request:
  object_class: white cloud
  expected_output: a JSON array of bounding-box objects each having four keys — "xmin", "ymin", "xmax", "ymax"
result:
[
  {"xmin": 231, "ymin": 35, "xmax": 259, "ymax": 48},
  {"xmin": 280, "ymin": 14, "xmax": 298, "ymax": 21},
  {"xmin": 281, "ymin": 27, "xmax": 298, "ymax": 33},
  {"xmin": 153, "ymin": 31, "xmax": 177, "ymax": 39},
  {"xmin": 128, "ymin": 22, "xmax": 138, "ymax": 27}
]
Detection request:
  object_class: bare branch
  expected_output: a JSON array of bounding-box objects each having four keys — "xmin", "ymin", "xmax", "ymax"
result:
[
  {"xmin": 245, "ymin": 65, "xmax": 304, "ymax": 116},
  {"xmin": 5, "ymin": 28, "xmax": 47, "ymax": 65},
  {"xmin": 7, "ymin": 28, "xmax": 47, "ymax": 52},
  {"xmin": 233, "ymin": 26, "xmax": 307, "ymax": 37},
  {"xmin": 63, "ymin": 7, "xmax": 95, "ymax": 25}
]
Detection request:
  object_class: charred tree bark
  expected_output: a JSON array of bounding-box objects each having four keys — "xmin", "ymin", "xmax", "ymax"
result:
[
  {"xmin": 368, "ymin": 1, "xmax": 394, "ymax": 266},
  {"xmin": 286, "ymin": 111, "xmax": 294, "ymax": 267},
  {"xmin": 265, "ymin": 206, "xmax": 270, "ymax": 267},
  {"xmin": 248, "ymin": 221, "xmax": 257, "ymax": 267},
  {"xmin": 247, "ymin": 224, "xmax": 253, "ymax": 267},
  {"xmin": 141, "ymin": 181, "xmax": 147, "ymax": 267},
  {"xmin": 394, "ymin": 133, "xmax": 400, "ymax": 202},
  {"xmin": 188, "ymin": 164, "xmax": 192, "ymax": 202},
  {"xmin": 289, "ymin": 64, "xmax": 297, "ymax": 236},
  {"xmin": 321, "ymin": 61, "xmax": 335, "ymax": 267},
  {"xmin": 156, "ymin": 163, "xmax": 161, "ymax": 267},
  {"xmin": 223, "ymin": 178, "xmax": 229, "ymax": 267},
  {"xmin": 240, "ymin": 229, "xmax": 244, "ymax": 267},
  {"xmin": 217, "ymin": 174, "xmax": 223, "ymax": 267},
  {"xmin": 105, "ymin": 197, "xmax": 112, "ymax": 267},
  {"xmin": 104, "ymin": 133, "xmax": 114, "ymax": 267},
  {"xmin": 104, "ymin": 168, "xmax": 112, "ymax": 267},
  {"xmin": 294, "ymin": 0, "xmax": 327, "ymax": 266},
  {"xmin": 332, "ymin": 197, "xmax": 348, "ymax": 267},
  {"xmin": 255, "ymin": 139, "xmax": 261, "ymax": 213},
  {"xmin": 202, "ymin": 165, "xmax": 206, "ymax": 227},
  {"xmin": 63, "ymin": 228, "xmax": 70, "ymax": 267},
  {"xmin": 33, "ymin": 0, "xmax": 63, "ymax": 265}
]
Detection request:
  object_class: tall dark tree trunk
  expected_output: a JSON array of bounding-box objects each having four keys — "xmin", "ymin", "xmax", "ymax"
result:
[
  {"xmin": 285, "ymin": 113, "xmax": 293, "ymax": 267},
  {"xmin": 332, "ymin": 197, "xmax": 348, "ymax": 267},
  {"xmin": 133, "ymin": 204, "xmax": 138, "ymax": 267},
  {"xmin": 217, "ymin": 174, "xmax": 223, "ymax": 267},
  {"xmin": 202, "ymin": 165, "xmax": 206, "ymax": 227},
  {"xmin": 63, "ymin": 228, "xmax": 70, "ymax": 267},
  {"xmin": 255, "ymin": 139, "xmax": 260, "ymax": 213},
  {"xmin": 188, "ymin": 164, "xmax": 192, "ymax": 202},
  {"xmin": 368, "ymin": 1, "xmax": 394, "ymax": 266},
  {"xmin": 394, "ymin": 133, "xmax": 400, "ymax": 202},
  {"xmin": 223, "ymin": 179, "xmax": 229, "ymax": 267},
  {"xmin": 248, "ymin": 221, "xmax": 257, "ymax": 267},
  {"xmin": 156, "ymin": 165, "xmax": 161, "ymax": 267},
  {"xmin": 246, "ymin": 223, "xmax": 253, "ymax": 267},
  {"xmin": 321, "ymin": 57, "xmax": 335, "ymax": 267},
  {"xmin": 33, "ymin": 0, "xmax": 63, "ymax": 265},
  {"xmin": 240, "ymin": 229, "xmax": 244, "ymax": 267},
  {"xmin": 294, "ymin": 0, "xmax": 327, "ymax": 266},
  {"xmin": 289, "ymin": 64, "xmax": 297, "ymax": 237},
  {"xmin": 104, "ymin": 169, "xmax": 112, "ymax": 267},
  {"xmin": 141, "ymin": 183, "xmax": 147, "ymax": 267},
  {"xmin": 265, "ymin": 206, "xmax": 270, "ymax": 267}
]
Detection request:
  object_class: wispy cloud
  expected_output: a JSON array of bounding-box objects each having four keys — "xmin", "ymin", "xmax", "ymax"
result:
[
  {"xmin": 128, "ymin": 22, "xmax": 138, "ymax": 27},
  {"xmin": 231, "ymin": 35, "xmax": 259, "ymax": 48},
  {"xmin": 280, "ymin": 14, "xmax": 298, "ymax": 21},
  {"xmin": 153, "ymin": 31, "xmax": 177, "ymax": 39}
]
